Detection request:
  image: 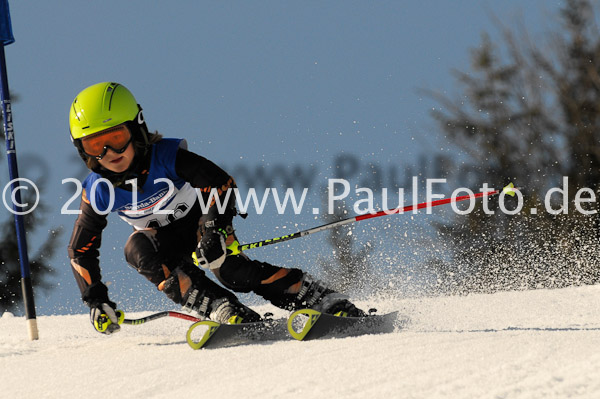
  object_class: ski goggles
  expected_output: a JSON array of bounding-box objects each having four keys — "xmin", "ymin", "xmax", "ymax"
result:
[{"xmin": 81, "ymin": 124, "xmax": 133, "ymax": 160}]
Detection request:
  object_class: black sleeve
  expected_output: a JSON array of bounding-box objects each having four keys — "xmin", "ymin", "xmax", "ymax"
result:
[
  {"xmin": 174, "ymin": 148, "xmax": 237, "ymax": 225},
  {"xmin": 67, "ymin": 198, "xmax": 109, "ymax": 305},
  {"xmin": 174, "ymin": 148, "xmax": 231, "ymax": 189}
]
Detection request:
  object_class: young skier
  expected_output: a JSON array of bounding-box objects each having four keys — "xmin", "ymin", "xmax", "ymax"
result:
[{"xmin": 68, "ymin": 82, "xmax": 366, "ymax": 334}]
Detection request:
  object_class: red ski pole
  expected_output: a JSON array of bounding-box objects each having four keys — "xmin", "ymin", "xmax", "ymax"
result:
[{"xmin": 234, "ymin": 183, "xmax": 516, "ymax": 253}]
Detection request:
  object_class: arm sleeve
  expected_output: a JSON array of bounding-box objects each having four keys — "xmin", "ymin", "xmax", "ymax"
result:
[
  {"xmin": 174, "ymin": 148, "xmax": 237, "ymax": 225},
  {"xmin": 67, "ymin": 197, "xmax": 110, "ymax": 305},
  {"xmin": 174, "ymin": 148, "xmax": 232, "ymax": 189}
]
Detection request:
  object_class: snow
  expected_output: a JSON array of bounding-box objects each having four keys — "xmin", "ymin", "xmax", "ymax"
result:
[{"xmin": 2, "ymin": 285, "xmax": 600, "ymax": 399}]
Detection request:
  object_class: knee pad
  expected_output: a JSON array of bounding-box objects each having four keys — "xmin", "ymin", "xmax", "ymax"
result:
[
  {"xmin": 124, "ymin": 230, "xmax": 158, "ymax": 268},
  {"xmin": 124, "ymin": 230, "xmax": 167, "ymax": 286}
]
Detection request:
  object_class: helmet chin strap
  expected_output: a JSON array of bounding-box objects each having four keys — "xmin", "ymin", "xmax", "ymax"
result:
[{"xmin": 136, "ymin": 107, "xmax": 150, "ymax": 150}]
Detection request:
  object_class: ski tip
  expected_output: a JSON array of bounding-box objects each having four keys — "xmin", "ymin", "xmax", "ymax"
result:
[
  {"xmin": 186, "ymin": 320, "xmax": 220, "ymax": 350},
  {"xmin": 287, "ymin": 309, "xmax": 321, "ymax": 341},
  {"xmin": 502, "ymin": 182, "xmax": 516, "ymax": 197}
]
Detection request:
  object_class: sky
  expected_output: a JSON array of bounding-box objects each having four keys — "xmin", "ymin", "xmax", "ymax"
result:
[{"xmin": 1, "ymin": 0, "xmax": 563, "ymax": 315}]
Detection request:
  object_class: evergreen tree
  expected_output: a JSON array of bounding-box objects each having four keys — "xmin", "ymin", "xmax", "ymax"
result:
[
  {"xmin": 0, "ymin": 100, "xmax": 62, "ymax": 314},
  {"xmin": 427, "ymin": 0, "xmax": 600, "ymax": 293}
]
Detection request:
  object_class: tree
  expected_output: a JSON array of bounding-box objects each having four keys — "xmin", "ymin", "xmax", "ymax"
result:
[
  {"xmin": 0, "ymin": 100, "xmax": 62, "ymax": 314},
  {"xmin": 426, "ymin": 0, "xmax": 600, "ymax": 293}
]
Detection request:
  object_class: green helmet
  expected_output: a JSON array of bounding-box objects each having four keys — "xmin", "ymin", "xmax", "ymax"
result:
[{"xmin": 69, "ymin": 82, "xmax": 149, "ymax": 168}]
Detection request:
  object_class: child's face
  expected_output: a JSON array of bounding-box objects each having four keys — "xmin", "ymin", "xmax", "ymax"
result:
[{"xmin": 97, "ymin": 142, "xmax": 135, "ymax": 173}]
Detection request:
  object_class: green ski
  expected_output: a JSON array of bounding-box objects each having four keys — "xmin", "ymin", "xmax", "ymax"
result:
[
  {"xmin": 186, "ymin": 317, "xmax": 290, "ymax": 350},
  {"xmin": 287, "ymin": 309, "xmax": 403, "ymax": 341}
]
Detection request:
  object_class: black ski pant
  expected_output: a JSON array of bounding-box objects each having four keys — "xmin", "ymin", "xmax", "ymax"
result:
[{"xmin": 123, "ymin": 209, "xmax": 305, "ymax": 309}]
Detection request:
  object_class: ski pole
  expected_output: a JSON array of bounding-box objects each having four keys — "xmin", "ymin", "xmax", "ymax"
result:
[
  {"xmin": 121, "ymin": 311, "xmax": 201, "ymax": 325},
  {"xmin": 234, "ymin": 183, "xmax": 516, "ymax": 253},
  {"xmin": 0, "ymin": 0, "xmax": 38, "ymax": 341},
  {"xmin": 95, "ymin": 310, "xmax": 201, "ymax": 332}
]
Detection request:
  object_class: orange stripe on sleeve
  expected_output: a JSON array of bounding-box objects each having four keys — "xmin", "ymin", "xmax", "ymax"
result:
[
  {"xmin": 70, "ymin": 260, "xmax": 92, "ymax": 285},
  {"xmin": 82, "ymin": 188, "xmax": 90, "ymax": 204}
]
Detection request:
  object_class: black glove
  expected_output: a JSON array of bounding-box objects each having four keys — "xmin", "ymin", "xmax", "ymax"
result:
[
  {"xmin": 83, "ymin": 282, "xmax": 123, "ymax": 334},
  {"xmin": 195, "ymin": 227, "xmax": 228, "ymax": 270},
  {"xmin": 90, "ymin": 302, "xmax": 123, "ymax": 334}
]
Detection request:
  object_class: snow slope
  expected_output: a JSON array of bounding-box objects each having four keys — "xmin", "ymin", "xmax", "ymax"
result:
[{"xmin": 2, "ymin": 285, "xmax": 600, "ymax": 399}]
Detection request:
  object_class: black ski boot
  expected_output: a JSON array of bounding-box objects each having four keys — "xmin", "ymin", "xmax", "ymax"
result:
[
  {"xmin": 160, "ymin": 264, "xmax": 261, "ymax": 324},
  {"xmin": 182, "ymin": 289, "xmax": 261, "ymax": 324},
  {"xmin": 294, "ymin": 275, "xmax": 366, "ymax": 317}
]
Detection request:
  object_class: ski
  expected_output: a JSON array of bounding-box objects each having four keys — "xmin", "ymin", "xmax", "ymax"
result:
[
  {"xmin": 185, "ymin": 310, "xmax": 406, "ymax": 349},
  {"xmin": 287, "ymin": 309, "xmax": 404, "ymax": 341},
  {"xmin": 186, "ymin": 317, "xmax": 290, "ymax": 350}
]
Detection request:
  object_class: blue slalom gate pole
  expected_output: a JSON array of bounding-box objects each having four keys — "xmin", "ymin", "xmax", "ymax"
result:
[{"xmin": 0, "ymin": 0, "xmax": 38, "ymax": 340}]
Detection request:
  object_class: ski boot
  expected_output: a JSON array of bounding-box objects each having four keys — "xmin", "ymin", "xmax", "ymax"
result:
[
  {"xmin": 183, "ymin": 289, "xmax": 261, "ymax": 324},
  {"xmin": 160, "ymin": 264, "xmax": 261, "ymax": 324},
  {"xmin": 294, "ymin": 275, "xmax": 366, "ymax": 317}
]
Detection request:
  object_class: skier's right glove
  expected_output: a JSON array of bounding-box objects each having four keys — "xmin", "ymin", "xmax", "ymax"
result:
[
  {"xmin": 195, "ymin": 227, "xmax": 228, "ymax": 270},
  {"xmin": 90, "ymin": 302, "xmax": 124, "ymax": 334}
]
